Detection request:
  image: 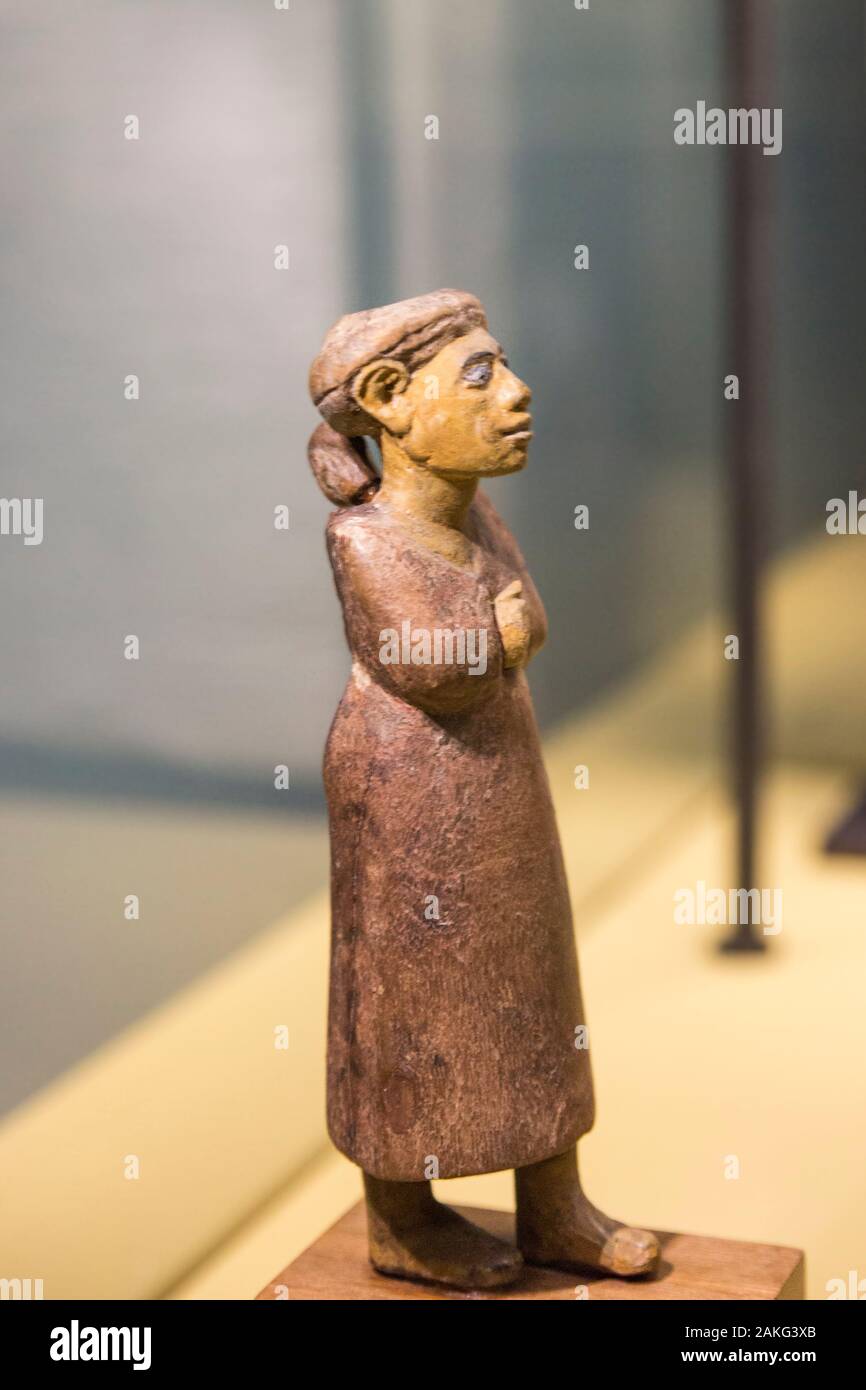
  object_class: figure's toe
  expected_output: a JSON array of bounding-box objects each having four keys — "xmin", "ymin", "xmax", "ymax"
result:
[
  {"xmin": 469, "ymin": 1243, "xmax": 524, "ymax": 1289},
  {"xmin": 599, "ymin": 1225, "xmax": 660, "ymax": 1277}
]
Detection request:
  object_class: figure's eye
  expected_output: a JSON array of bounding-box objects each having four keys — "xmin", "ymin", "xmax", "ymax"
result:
[{"xmin": 463, "ymin": 359, "xmax": 493, "ymax": 387}]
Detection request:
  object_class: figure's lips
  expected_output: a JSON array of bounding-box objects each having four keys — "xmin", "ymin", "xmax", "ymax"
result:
[{"xmin": 500, "ymin": 416, "xmax": 533, "ymax": 442}]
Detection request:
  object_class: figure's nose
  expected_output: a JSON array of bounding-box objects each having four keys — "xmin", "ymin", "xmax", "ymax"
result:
[{"xmin": 499, "ymin": 369, "xmax": 532, "ymax": 412}]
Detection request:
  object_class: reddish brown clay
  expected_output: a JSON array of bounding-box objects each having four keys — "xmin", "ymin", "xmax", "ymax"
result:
[{"xmin": 308, "ymin": 290, "xmax": 658, "ymax": 1290}]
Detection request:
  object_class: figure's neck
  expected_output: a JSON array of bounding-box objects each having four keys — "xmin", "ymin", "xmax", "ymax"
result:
[{"xmin": 378, "ymin": 435, "xmax": 477, "ymax": 533}]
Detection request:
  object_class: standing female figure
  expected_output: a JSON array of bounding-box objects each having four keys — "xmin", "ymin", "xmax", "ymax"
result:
[{"xmin": 308, "ymin": 289, "xmax": 658, "ymax": 1289}]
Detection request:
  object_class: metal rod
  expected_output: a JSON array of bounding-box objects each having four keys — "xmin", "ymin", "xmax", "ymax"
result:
[{"xmin": 720, "ymin": 0, "xmax": 774, "ymax": 953}]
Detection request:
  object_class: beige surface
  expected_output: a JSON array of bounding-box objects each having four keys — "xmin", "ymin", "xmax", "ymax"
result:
[
  {"xmin": 0, "ymin": 797, "xmax": 328, "ymax": 1115},
  {"xmin": 0, "ymin": 894, "xmax": 330, "ymax": 1299}
]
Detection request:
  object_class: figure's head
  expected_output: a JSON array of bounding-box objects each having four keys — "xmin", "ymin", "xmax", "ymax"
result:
[{"xmin": 308, "ymin": 290, "xmax": 532, "ymax": 505}]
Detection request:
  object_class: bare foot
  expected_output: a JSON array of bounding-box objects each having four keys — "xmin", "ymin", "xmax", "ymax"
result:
[
  {"xmin": 364, "ymin": 1174, "xmax": 523, "ymax": 1290},
  {"xmin": 516, "ymin": 1148, "xmax": 660, "ymax": 1278}
]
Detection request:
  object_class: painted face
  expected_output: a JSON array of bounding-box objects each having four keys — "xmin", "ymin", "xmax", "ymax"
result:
[{"xmin": 401, "ymin": 328, "xmax": 533, "ymax": 477}]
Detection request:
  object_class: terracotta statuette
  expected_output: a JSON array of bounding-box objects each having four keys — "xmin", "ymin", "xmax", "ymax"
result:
[{"xmin": 307, "ymin": 289, "xmax": 659, "ymax": 1290}]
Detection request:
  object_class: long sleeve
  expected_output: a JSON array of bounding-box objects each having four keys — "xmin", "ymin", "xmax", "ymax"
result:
[{"xmin": 327, "ymin": 509, "xmax": 506, "ymax": 716}]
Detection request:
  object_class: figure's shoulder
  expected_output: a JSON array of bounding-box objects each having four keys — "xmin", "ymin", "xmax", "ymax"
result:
[{"xmin": 326, "ymin": 499, "xmax": 400, "ymax": 569}]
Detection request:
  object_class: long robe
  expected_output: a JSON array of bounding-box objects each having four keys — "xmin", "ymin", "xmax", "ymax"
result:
[{"xmin": 323, "ymin": 488, "xmax": 594, "ymax": 1180}]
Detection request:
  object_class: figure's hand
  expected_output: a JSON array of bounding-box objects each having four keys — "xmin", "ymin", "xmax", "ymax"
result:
[{"xmin": 494, "ymin": 580, "xmax": 531, "ymax": 669}]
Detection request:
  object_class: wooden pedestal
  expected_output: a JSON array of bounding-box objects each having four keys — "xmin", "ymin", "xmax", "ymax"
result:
[{"xmin": 257, "ymin": 1202, "xmax": 804, "ymax": 1301}]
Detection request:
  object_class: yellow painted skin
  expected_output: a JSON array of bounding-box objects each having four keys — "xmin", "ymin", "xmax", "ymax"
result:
[{"xmin": 352, "ymin": 327, "xmax": 535, "ymax": 664}]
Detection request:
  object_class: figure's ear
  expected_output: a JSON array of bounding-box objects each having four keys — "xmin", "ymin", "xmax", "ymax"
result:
[{"xmin": 351, "ymin": 358, "xmax": 412, "ymax": 434}]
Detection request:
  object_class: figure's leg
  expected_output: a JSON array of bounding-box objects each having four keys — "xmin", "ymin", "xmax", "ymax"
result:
[
  {"xmin": 515, "ymin": 1146, "xmax": 659, "ymax": 1277},
  {"xmin": 364, "ymin": 1172, "xmax": 523, "ymax": 1290}
]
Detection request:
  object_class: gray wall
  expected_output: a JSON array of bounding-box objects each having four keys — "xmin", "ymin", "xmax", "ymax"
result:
[
  {"xmin": 1, "ymin": 0, "xmax": 864, "ymax": 804},
  {"xmin": 1, "ymin": 0, "xmax": 352, "ymax": 801}
]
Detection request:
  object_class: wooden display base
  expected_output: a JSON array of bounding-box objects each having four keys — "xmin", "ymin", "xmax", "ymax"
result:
[{"xmin": 257, "ymin": 1202, "xmax": 804, "ymax": 1301}]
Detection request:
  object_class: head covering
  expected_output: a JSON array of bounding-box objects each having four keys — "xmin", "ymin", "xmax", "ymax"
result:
[{"xmin": 309, "ymin": 288, "xmax": 487, "ymax": 437}]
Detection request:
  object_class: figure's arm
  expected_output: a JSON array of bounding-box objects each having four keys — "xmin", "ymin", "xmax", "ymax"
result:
[
  {"xmin": 472, "ymin": 490, "xmax": 548, "ymax": 664},
  {"xmin": 328, "ymin": 519, "xmax": 507, "ymax": 716},
  {"xmin": 493, "ymin": 579, "xmax": 532, "ymax": 669}
]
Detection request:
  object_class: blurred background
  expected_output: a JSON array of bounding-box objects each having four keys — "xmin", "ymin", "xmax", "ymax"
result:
[{"xmin": 1, "ymin": 0, "xmax": 864, "ymax": 1300}]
